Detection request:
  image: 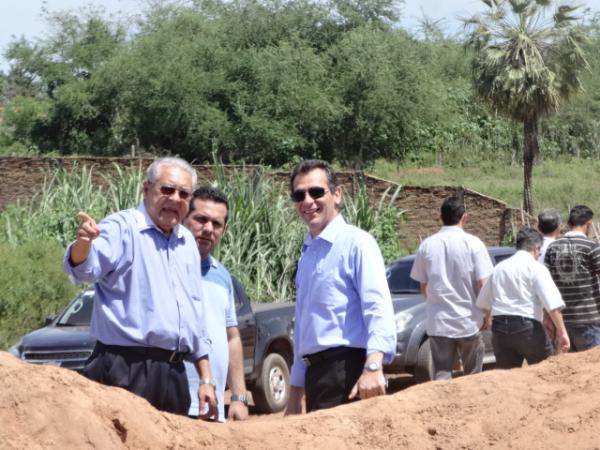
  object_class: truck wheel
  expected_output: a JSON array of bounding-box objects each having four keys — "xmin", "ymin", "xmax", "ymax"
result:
[
  {"xmin": 252, "ymin": 353, "xmax": 290, "ymax": 414},
  {"xmin": 414, "ymin": 339, "xmax": 434, "ymax": 383}
]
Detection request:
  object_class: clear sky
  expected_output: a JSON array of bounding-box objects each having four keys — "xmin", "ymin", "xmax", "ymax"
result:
[{"xmin": 2, "ymin": 0, "xmax": 600, "ymax": 71}]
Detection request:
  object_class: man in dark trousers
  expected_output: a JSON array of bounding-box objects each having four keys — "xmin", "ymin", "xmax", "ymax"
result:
[
  {"xmin": 284, "ymin": 159, "xmax": 396, "ymax": 415},
  {"xmin": 64, "ymin": 157, "xmax": 216, "ymax": 416}
]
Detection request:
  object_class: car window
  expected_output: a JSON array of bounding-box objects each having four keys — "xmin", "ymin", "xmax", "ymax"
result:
[
  {"xmin": 56, "ymin": 291, "xmax": 94, "ymax": 326},
  {"xmin": 231, "ymin": 276, "xmax": 249, "ymax": 314},
  {"xmin": 490, "ymin": 249, "xmax": 515, "ymax": 265},
  {"xmin": 386, "ymin": 260, "xmax": 420, "ymax": 294}
]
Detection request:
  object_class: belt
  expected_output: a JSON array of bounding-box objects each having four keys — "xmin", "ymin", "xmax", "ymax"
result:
[
  {"xmin": 98, "ymin": 342, "xmax": 188, "ymax": 364},
  {"xmin": 302, "ymin": 346, "xmax": 359, "ymax": 367}
]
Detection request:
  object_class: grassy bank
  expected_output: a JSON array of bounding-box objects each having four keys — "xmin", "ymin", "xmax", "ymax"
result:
[{"xmin": 372, "ymin": 158, "xmax": 600, "ymax": 220}]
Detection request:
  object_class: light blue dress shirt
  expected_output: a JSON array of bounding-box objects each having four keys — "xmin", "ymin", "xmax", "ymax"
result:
[
  {"xmin": 185, "ymin": 256, "xmax": 237, "ymax": 420},
  {"xmin": 64, "ymin": 203, "xmax": 210, "ymax": 361},
  {"xmin": 290, "ymin": 215, "xmax": 397, "ymax": 388}
]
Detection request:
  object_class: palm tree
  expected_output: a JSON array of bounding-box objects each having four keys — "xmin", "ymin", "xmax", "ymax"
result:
[{"xmin": 465, "ymin": 0, "xmax": 589, "ymax": 214}]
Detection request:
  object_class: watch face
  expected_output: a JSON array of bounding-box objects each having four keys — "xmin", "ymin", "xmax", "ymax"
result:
[{"xmin": 365, "ymin": 362, "xmax": 381, "ymax": 371}]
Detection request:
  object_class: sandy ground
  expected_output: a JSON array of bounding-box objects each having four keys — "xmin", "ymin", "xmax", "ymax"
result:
[{"xmin": 2, "ymin": 348, "xmax": 600, "ymax": 450}]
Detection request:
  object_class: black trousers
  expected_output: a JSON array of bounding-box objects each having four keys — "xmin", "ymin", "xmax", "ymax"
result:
[
  {"xmin": 83, "ymin": 342, "xmax": 191, "ymax": 415},
  {"xmin": 491, "ymin": 315, "xmax": 553, "ymax": 369},
  {"xmin": 304, "ymin": 347, "xmax": 366, "ymax": 413}
]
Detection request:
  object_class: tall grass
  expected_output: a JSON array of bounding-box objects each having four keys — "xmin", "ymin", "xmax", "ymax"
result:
[{"xmin": 0, "ymin": 163, "xmax": 405, "ymax": 329}]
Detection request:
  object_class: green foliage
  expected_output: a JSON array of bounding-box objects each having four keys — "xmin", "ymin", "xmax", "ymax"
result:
[
  {"xmin": 0, "ymin": 240, "xmax": 79, "ymax": 349},
  {"xmin": 0, "ymin": 164, "xmax": 144, "ymax": 247},
  {"xmin": 464, "ymin": 0, "xmax": 590, "ymax": 213},
  {"xmin": 0, "ymin": 162, "xmax": 404, "ymax": 309},
  {"xmin": 2, "ymin": 1, "xmax": 600, "ymax": 169},
  {"xmin": 342, "ymin": 182, "xmax": 404, "ymax": 261}
]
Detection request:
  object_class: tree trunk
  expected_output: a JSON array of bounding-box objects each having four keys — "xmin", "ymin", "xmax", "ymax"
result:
[{"xmin": 522, "ymin": 117, "xmax": 538, "ymax": 215}]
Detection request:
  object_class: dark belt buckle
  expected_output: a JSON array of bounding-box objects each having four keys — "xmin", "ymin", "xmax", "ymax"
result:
[{"xmin": 168, "ymin": 351, "xmax": 185, "ymax": 363}]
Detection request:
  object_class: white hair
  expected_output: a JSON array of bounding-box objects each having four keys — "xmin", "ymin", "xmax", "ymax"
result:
[{"xmin": 146, "ymin": 157, "xmax": 197, "ymax": 187}]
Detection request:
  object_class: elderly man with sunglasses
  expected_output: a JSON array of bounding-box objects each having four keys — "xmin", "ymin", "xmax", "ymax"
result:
[
  {"xmin": 284, "ymin": 159, "xmax": 396, "ymax": 415},
  {"xmin": 64, "ymin": 157, "xmax": 217, "ymax": 417}
]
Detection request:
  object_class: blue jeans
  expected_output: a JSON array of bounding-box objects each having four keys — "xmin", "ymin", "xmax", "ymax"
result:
[
  {"xmin": 491, "ymin": 315, "xmax": 553, "ymax": 369},
  {"xmin": 429, "ymin": 333, "xmax": 484, "ymax": 380},
  {"xmin": 566, "ymin": 324, "xmax": 600, "ymax": 352}
]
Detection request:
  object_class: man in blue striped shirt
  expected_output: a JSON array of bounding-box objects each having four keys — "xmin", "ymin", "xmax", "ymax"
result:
[
  {"xmin": 64, "ymin": 157, "xmax": 217, "ymax": 416},
  {"xmin": 285, "ymin": 160, "xmax": 396, "ymax": 414}
]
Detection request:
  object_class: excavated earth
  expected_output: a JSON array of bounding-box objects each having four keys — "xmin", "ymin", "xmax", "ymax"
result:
[{"xmin": 1, "ymin": 348, "xmax": 600, "ymax": 449}]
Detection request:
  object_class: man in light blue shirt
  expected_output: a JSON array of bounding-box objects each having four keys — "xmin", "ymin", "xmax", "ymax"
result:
[
  {"xmin": 64, "ymin": 157, "xmax": 216, "ymax": 416},
  {"xmin": 183, "ymin": 186, "xmax": 249, "ymax": 422},
  {"xmin": 284, "ymin": 160, "xmax": 396, "ymax": 415}
]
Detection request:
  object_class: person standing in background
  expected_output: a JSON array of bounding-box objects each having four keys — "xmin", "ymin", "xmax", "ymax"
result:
[{"xmin": 410, "ymin": 196, "xmax": 494, "ymax": 380}]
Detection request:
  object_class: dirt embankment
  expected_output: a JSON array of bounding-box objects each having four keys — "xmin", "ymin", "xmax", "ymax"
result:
[{"xmin": 2, "ymin": 349, "xmax": 600, "ymax": 449}]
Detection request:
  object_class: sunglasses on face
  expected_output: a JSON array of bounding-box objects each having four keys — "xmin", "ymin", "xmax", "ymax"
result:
[
  {"xmin": 157, "ymin": 183, "xmax": 192, "ymax": 200},
  {"xmin": 290, "ymin": 186, "xmax": 329, "ymax": 202}
]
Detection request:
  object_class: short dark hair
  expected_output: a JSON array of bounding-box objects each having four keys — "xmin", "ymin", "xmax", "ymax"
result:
[
  {"xmin": 537, "ymin": 208, "xmax": 561, "ymax": 235},
  {"xmin": 289, "ymin": 159, "xmax": 337, "ymax": 193},
  {"xmin": 188, "ymin": 186, "xmax": 229, "ymax": 223},
  {"xmin": 568, "ymin": 205, "xmax": 593, "ymax": 227},
  {"xmin": 440, "ymin": 196, "xmax": 465, "ymax": 226},
  {"xmin": 516, "ymin": 227, "xmax": 543, "ymax": 252}
]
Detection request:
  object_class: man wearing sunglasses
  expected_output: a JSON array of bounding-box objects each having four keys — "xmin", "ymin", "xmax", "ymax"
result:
[
  {"xmin": 64, "ymin": 157, "xmax": 217, "ymax": 417},
  {"xmin": 284, "ymin": 159, "xmax": 396, "ymax": 415}
]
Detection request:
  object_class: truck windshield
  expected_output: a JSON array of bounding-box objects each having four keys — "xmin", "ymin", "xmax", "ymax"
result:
[{"xmin": 56, "ymin": 291, "xmax": 94, "ymax": 326}]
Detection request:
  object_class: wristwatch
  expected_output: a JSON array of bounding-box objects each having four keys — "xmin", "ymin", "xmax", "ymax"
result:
[
  {"xmin": 230, "ymin": 393, "xmax": 249, "ymax": 406},
  {"xmin": 364, "ymin": 361, "xmax": 382, "ymax": 372},
  {"xmin": 198, "ymin": 378, "xmax": 216, "ymax": 387}
]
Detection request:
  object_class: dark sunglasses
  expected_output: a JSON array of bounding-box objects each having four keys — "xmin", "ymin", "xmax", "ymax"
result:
[
  {"xmin": 157, "ymin": 183, "xmax": 192, "ymax": 200},
  {"xmin": 290, "ymin": 186, "xmax": 329, "ymax": 202}
]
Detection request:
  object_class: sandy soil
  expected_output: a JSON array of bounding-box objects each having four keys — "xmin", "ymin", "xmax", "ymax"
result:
[{"xmin": 2, "ymin": 348, "xmax": 600, "ymax": 450}]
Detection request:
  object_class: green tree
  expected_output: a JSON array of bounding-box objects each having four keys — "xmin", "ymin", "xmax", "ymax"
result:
[{"xmin": 465, "ymin": 0, "xmax": 589, "ymax": 213}]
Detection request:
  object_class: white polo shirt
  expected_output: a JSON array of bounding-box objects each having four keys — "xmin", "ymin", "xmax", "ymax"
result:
[
  {"xmin": 410, "ymin": 226, "xmax": 494, "ymax": 338},
  {"xmin": 477, "ymin": 250, "xmax": 565, "ymax": 322}
]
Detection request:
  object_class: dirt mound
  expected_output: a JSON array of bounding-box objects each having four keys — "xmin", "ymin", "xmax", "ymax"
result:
[{"xmin": 2, "ymin": 349, "xmax": 600, "ymax": 449}]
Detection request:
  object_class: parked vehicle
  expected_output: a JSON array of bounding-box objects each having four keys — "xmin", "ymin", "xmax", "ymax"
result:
[
  {"xmin": 8, "ymin": 276, "xmax": 295, "ymax": 414},
  {"xmin": 384, "ymin": 246, "xmax": 516, "ymax": 382}
]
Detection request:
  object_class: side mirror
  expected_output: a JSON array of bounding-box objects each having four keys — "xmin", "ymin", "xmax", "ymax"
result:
[{"xmin": 44, "ymin": 315, "xmax": 57, "ymax": 326}]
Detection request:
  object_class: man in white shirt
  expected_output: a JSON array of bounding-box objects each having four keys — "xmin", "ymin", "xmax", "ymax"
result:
[
  {"xmin": 476, "ymin": 228, "xmax": 570, "ymax": 368},
  {"xmin": 537, "ymin": 208, "xmax": 561, "ymax": 263},
  {"xmin": 410, "ymin": 196, "xmax": 494, "ymax": 380}
]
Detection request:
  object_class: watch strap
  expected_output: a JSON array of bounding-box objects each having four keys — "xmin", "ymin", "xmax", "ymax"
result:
[{"xmin": 230, "ymin": 393, "xmax": 249, "ymax": 405}]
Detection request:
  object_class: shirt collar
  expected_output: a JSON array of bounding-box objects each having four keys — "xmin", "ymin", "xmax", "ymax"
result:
[
  {"xmin": 564, "ymin": 230, "xmax": 587, "ymax": 238},
  {"xmin": 303, "ymin": 214, "xmax": 345, "ymax": 246},
  {"xmin": 439, "ymin": 225, "xmax": 464, "ymax": 233},
  {"xmin": 515, "ymin": 249, "xmax": 536, "ymax": 261},
  {"xmin": 134, "ymin": 202, "xmax": 185, "ymax": 239},
  {"xmin": 203, "ymin": 254, "xmax": 218, "ymax": 269}
]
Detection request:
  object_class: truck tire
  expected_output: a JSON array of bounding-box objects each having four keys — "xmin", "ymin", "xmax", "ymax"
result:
[
  {"xmin": 414, "ymin": 338, "xmax": 434, "ymax": 383},
  {"xmin": 252, "ymin": 353, "xmax": 290, "ymax": 414}
]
